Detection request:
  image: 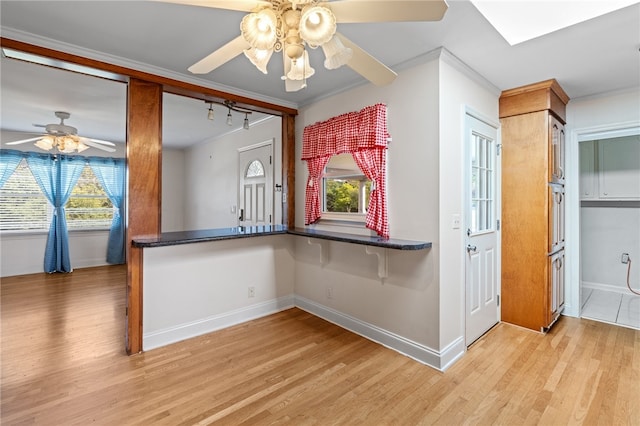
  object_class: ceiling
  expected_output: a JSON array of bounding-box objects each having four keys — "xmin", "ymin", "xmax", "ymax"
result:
[{"xmin": 1, "ymin": 0, "xmax": 639, "ymax": 149}]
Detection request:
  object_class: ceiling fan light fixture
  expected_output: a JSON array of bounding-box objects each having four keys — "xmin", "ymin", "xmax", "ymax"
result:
[
  {"xmin": 299, "ymin": 5, "xmax": 336, "ymax": 46},
  {"xmin": 241, "ymin": 8, "xmax": 278, "ymax": 50},
  {"xmin": 286, "ymin": 50, "xmax": 315, "ymax": 81},
  {"xmin": 35, "ymin": 135, "xmax": 55, "ymax": 151},
  {"xmin": 321, "ymin": 36, "xmax": 353, "ymax": 70},
  {"xmin": 243, "ymin": 47, "xmax": 273, "ymax": 74},
  {"xmin": 58, "ymin": 135, "xmax": 79, "ymax": 153},
  {"xmin": 76, "ymin": 141, "xmax": 90, "ymax": 153}
]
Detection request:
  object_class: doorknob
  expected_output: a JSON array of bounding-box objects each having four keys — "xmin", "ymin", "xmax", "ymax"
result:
[
  {"xmin": 466, "ymin": 244, "xmax": 477, "ymax": 253},
  {"xmin": 238, "ymin": 208, "xmax": 244, "ymax": 221}
]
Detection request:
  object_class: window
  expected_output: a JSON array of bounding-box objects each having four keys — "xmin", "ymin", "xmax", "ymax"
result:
[
  {"xmin": 0, "ymin": 160, "xmax": 113, "ymax": 231},
  {"xmin": 66, "ymin": 165, "xmax": 113, "ymax": 229},
  {"xmin": 0, "ymin": 159, "xmax": 50, "ymax": 230},
  {"xmin": 323, "ymin": 153, "xmax": 371, "ymax": 217},
  {"xmin": 245, "ymin": 159, "xmax": 265, "ymax": 178},
  {"xmin": 470, "ymin": 132, "xmax": 495, "ymax": 233}
]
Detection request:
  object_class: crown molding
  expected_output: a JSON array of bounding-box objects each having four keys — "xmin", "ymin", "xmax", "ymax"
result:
[{"xmin": 1, "ymin": 28, "xmax": 299, "ymax": 111}]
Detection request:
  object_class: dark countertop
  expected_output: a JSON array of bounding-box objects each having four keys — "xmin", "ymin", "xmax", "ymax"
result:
[
  {"xmin": 131, "ymin": 225, "xmax": 288, "ymax": 248},
  {"xmin": 287, "ymin": 227, "xmax": 431, "ymax": 250},
  {"xmin": 132, "ymin": 225, "xmax": 431, "ymax": 250}
]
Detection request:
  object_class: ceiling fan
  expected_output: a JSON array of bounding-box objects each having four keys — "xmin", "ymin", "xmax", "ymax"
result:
[
  {"xmin": 5, "ymin": 111, "xmax": 116, "ymax": 153},
  {"xmin": 158, "ymin": 0, "xmax": 449, "ymax": 92}
]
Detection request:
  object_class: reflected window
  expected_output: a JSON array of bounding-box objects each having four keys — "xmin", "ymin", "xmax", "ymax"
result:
[
  {"xmin": 322, "ymin": 153, "xmax": 371, "ymax": 215},
  {"xmin": 246, "ymin": 159, "xmax": 265, "ymax": 178}
]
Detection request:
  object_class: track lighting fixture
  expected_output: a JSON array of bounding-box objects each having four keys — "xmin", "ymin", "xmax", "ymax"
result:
[
  {"xmin": 226, "ymin": 108, "xmax": 233, "ymax": 126},
  {"xmin": 204, "ymin": 100, "xmax": 253, "ymax": 130}
]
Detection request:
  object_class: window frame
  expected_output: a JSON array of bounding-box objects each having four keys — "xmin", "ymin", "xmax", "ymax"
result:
[{"xmin": 320, "ymin": 153, "xmax": 371, "ymax": 223}]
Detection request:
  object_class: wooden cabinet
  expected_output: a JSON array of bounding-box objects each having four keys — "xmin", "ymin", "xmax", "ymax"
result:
[{"xmin": 499, "ymin": 79, "xmax": 569, "ymax": 332}]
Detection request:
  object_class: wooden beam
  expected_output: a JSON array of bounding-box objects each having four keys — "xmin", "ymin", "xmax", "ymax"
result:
[
  {"xmin": 126, "ymin": 78, "xmax": 163, "ymax": 354},
  {"xmin": 282, "ymin": 114, "xmax": 296, "ymax": 228},
  {"xmin": 0, "ymin": 37, "xmax": 298, "ymax": 117}
]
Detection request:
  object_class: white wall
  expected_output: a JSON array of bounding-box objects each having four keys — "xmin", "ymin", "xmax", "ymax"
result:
[
  {"xmin": 581, "ymin": 206, "xmax": 640, "ymax": 292},
  {"xmin": 143, "ymin": 235, "xmax": 295, "ymax": 350},
  {"xmin": 162, "ymin": 148, "xmax": 186, "ymax": 232},
  {"xmin": 1, "ymin": 230, "xmax": 110, "ymax": 277},
  {"xmin": 438, "ymin": 54, "xmax": 500, "ymax": 348},
  {"xmin": 565, "ymin": 87, "xmax": 640, "ymax": 316},
  {"xmin": 184, "ymin": 117, "xmax": 282, "ymax": 230},
  {"xmin": 293, "ymin": 49, "xmax": 499, "ymax": 369}
]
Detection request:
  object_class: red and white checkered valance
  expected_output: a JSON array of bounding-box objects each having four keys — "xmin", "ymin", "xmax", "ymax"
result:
[
  {"xmin": 301, "ymin": 103, "xmax": 390, "ymax": 160},
  {"xmin": 302, "ymin": 103, "xmax": 390, "ymax": 238}
]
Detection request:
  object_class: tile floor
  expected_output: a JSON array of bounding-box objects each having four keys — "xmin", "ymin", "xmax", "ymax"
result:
[{"xmin": 581, "ymin": 288, "xmax": 640, "ymax": 330}]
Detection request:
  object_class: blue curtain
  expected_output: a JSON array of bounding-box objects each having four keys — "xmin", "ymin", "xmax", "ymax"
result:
[
  {"xmin": 89, "ymin": 157, "xmax": 126, "ymax": 264},
  {"xmin": 0, "ymin": 149, "xmax": 25, "ymax": 188},
  {"xmin": 26, "ymin": 153, "xmax": 85, "ymax": 273}
]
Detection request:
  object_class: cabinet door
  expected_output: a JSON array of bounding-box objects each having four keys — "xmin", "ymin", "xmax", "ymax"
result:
[
  {"xmin": 548, "ymin": 250, "xmax": 565, "ymax": 325},
  {"xmin": 579, "ymin": 140, "xmax": 597, "ymax": 199},
  {"xmin": 548, "ymin": 183, "xmax": 564, "ymax": 254},
  {"xmin": 598, "ymin": 136, "xmax": 640, "ymax": 199},
  {"xmin": 549, "ymin": 116, "xmax": 565, "ymax": 184}
]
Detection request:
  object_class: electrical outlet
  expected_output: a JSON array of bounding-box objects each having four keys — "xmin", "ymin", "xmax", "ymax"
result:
[
  {"xmin": 621, "ymin": 253, "xmax": 630, "ymax": 264},
  {"xmin": 248, "ymin": 286, "xmax": 255, "ymax": 298},
  {"xmin": 326, "ymin": 287, "xmax": 334, "ymax": 299}
]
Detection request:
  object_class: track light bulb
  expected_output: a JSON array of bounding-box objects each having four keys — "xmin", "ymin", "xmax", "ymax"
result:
[
  {"xmin": 243, "ymin": 114, "xmax": 250, "ymax": 130},
  {"xmin": 207, "ymin": 105, "xmax": 214, "ymax": 120},
  {"xmin": 226, "ymin": 109, "xmax": 233, "ymax": 126}
]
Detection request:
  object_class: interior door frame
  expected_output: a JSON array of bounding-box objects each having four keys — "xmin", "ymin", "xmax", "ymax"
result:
[
  {"xmin": 463, "ymin": 106, "xmax": 501, "ymax": 346},
  {"xmin": 566, "ymin": 121, "xmax": 640, "ymax": 318}
]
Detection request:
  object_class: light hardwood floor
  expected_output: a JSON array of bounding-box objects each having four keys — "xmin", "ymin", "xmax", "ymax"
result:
[{"xmin": 2, "ymin": 265, "xmax": 639, "ymax": 425}]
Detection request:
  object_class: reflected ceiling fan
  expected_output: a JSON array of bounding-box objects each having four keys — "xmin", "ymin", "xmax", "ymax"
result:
[
  {"xmin": 158, "ymin": 0, "xmax": 449, "ymax": 91},
  {"xmin": 6, "ymin": 111, "xmax": 116, "ymax": 153}
]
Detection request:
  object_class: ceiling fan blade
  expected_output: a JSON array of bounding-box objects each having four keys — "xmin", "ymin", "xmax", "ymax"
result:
[
  {"xmin": 150, "ymin": 0, "xmax": 270, "ymax": 12},
  {"xmin": 188, "ymin": 35, "xmax": 251, "ymax": 74},
  {"xmin": 82, "ymin": 140, "xmax": 116, "ymax": 153},
  {"xmin": 326, "ymin": 0, "xmax": 448, "ymax": 23},
  {"xmin": 336, "ymin": 33, "xmax": 397, "ymax": 86},
  {"xmin": 5, "ymin": 137, "xmax": 42, "ymax": 145},
  {"xmin": 79, "ymin": 137, "xmax": 116, "ymax": 146}
]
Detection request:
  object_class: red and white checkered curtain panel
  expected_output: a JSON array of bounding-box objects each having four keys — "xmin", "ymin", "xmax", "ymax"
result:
[
  {"xmin": 304, "ymin": 154, "xmax": 332, "ymax": 225},
  {"xmin": 352, "ymin": 148, "xmax": 388, "ymax": 238},
  {"xmin": 302, "ymin": 103, "xmax": 390, "ymax": 236}
]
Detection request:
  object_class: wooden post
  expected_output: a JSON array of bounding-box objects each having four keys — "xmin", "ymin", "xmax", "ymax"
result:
[
  {"xmin": 126, "ymin": 78, "xmax": 162, "ymax": 354},
  {"xmin": 282, "ymin": 114, "xmax": 296, "ymax": 228}
]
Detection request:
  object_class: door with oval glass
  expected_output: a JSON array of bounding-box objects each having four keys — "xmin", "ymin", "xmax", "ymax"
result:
[
  {"xmin": 238, "ymin": 141, "xmax": 273, "ymax": 227},
  {"xmin": 465, "ymin": 112, "xmax": 500, "ymax": 346}
]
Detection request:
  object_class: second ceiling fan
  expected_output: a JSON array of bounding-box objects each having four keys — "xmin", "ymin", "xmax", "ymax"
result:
[{"xmin": 157, "ymin": 0, "xmax": 449, "ymax": 92}]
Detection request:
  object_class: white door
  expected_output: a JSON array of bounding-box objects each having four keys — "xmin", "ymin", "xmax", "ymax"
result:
[
  {"xmin": 465, "ymin": 112, "xmax": 500, "ymax": 346},
  {"xmin": 238, "ymin": 142, "xmax": 273, "ymax": 227}
]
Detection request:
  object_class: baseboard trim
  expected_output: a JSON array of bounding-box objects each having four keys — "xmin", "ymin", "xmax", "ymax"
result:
[
  {"xmin": 143, "ymin": 295, "xmax": 295, "ymax": 351},
  {"xmin": 294, "ymin": 296, "xmax": 465, "ymax": 372},
  {"xmin": 582, "ymin": 281, "xmax": 630, "ymax": 295}
]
